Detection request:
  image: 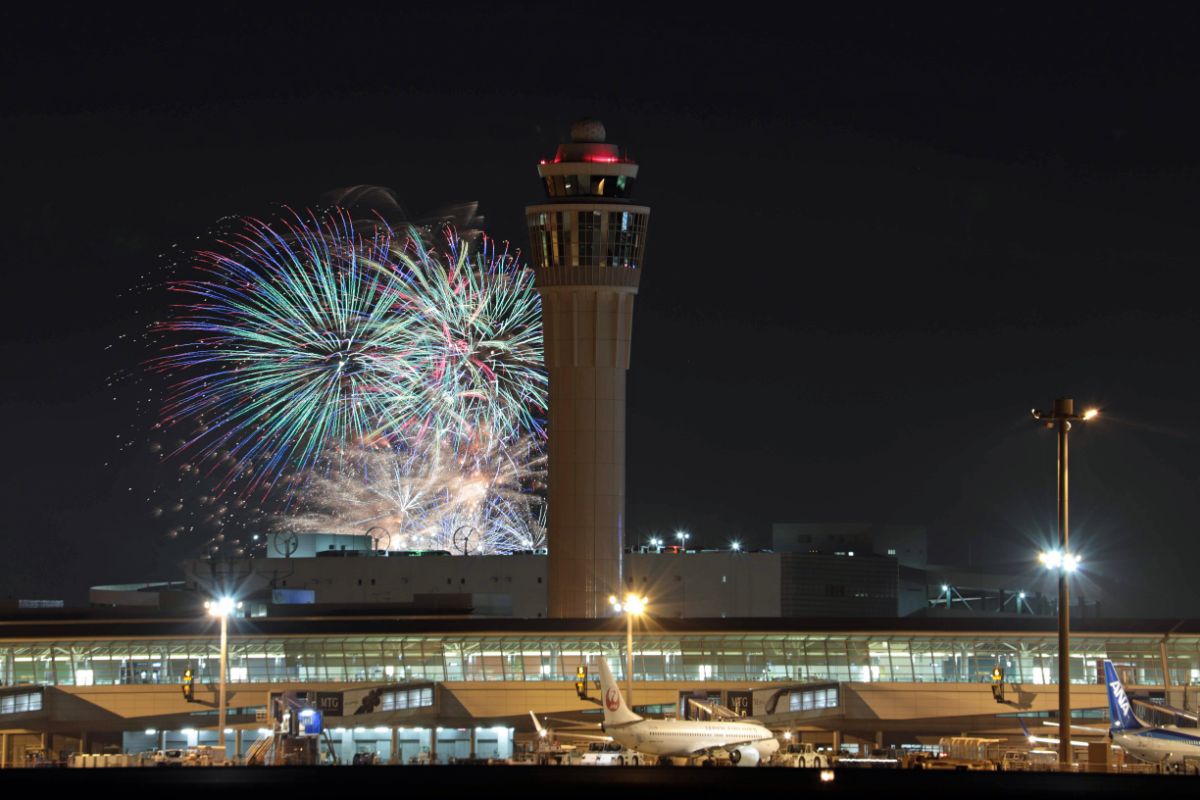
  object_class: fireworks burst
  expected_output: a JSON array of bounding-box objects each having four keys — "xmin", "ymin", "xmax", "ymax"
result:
[
  {"xmin": 153, "ymin": 208, "xmax": 545, "ymax": 491},
  {"xmin": 144, "ymin": 205, "xmax": 547, "ymax": 553},
  {"xmin": 394, "ymin": 233, "xmax": 546, "ymax": 451},
  {"xmin": 153, "ymin": 209, "xmax": 420, "ymax": 491}
]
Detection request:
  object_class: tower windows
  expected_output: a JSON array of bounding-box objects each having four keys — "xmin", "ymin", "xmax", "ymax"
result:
[
  {"xmin": 527, "ymin": 209, "xmax": 646, "ymax": 270},
  {"xmin": 577, "ymin": 210, "xmax": 601, "ymax": 265}
]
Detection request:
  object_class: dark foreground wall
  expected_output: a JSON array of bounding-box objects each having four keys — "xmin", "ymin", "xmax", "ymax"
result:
[{"xmin": 1, "ymin": 766, "xmax": 1197, "ymax": 799}]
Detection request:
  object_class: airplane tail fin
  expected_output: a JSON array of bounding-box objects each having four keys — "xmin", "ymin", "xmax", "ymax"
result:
[
  {"xmin": 1017, "ymin": 717, "xmax": 1031, "ymax": 739},
  {"xmin": 597, "ymin": 657, "xmax": 643, "ymax": 727},
  {"xmin": 1104, "ymin": 660, "xmax": 1144, "ymax": 732}
]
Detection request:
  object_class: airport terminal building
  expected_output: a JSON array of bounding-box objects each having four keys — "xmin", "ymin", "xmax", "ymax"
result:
[
  {"xmin": 0, "ymin": 530, "xmax": 1163, "ymax": 766},
  {"xmin": 3, "ymin": 612, "xmax": 1198, "ymax": 766}
]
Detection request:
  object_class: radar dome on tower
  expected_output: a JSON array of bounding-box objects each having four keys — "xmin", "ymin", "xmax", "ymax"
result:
[
  {"xmin": 545, "ymin": 119, "xmax": 629, "ymax": 167},
  {"xmin": 570, "ymin": 119, "xmax": 607, "ymax": 143}
]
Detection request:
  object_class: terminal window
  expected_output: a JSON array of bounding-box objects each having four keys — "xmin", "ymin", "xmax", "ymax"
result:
[
  {"xmin": 789, "ymin": 687, "xmax": 838, "ymax": 712},
  {"xmin": 0, "ymin": 691, "xmax": 43, "ymax": 715},
  {"xmin": 379, "ymin": 687, "xmax": 434, "ymax": 711}
]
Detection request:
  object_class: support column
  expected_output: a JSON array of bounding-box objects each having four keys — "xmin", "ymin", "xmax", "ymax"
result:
[
  {"xmin": 2, "ymin": 732, "xmax": 8, "ymax": 769},
  {"xmin": 1160, "ymin": 638, "xmax": 1173, "ymax": 705},
  {"xmin": 540, "ymin": 292, "xmax": 635, "ymax": 618},
  {"xmin": 832, "ymin": 730, "xmax": 842, "ymax": 755},
  {"xmin": 430, "ymin": 729, "xmax": 438, "ymax": 764},
  {"xmin": 469, "ymin": 727, "xmax": 477, "ymax": 759},
  {"xmin": 391, "ymin": 728, "xmax": 399, "ymax": 765},
  {"xmin": 235, "ymin": 729, "xmax": 243, "ymax": 761}
]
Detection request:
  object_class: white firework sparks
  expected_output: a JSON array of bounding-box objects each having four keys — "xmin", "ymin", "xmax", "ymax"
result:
[{"xmin": 285, "ymin": 440, "xmax": 546, "ymax": 554}]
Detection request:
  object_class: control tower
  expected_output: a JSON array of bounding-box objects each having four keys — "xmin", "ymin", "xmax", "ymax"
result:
[{"xmin": 526, "ymin": 120, "xmax": 650, "ymax": 618}]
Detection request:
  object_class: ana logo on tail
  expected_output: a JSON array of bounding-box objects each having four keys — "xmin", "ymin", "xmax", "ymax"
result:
[
  {"xmin": 605, "ymin": 687, "xmax": 620, "ymax": 711},
  {"xmin": 1110, "ymin": 679, "xmax": 1132, "ymax": 718}
]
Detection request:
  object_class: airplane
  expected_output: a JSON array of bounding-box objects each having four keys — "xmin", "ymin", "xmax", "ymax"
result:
[
  {"xmin": 596, "ymin": 657, "xmax": 780, "ymax": 766},
  {"xmin": 1103, "ymin": 659, "xmax": 1200, "ymax": 767}
]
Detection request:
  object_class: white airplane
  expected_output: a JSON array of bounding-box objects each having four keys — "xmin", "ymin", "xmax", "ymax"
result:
[
  {"xmin": 1103, "ymin": 659, "xmax": 1200, "ymax": 766},
  {"xmin": 596, "ymin": 657, "xmax": 780, "ymax": 766}
]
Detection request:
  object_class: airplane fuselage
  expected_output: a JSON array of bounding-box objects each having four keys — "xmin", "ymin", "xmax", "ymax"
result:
[
  {"xmin": 1114, "ymin": 727, "xmax": 1200, "ymax": 766},
  {"xmin": 607, "ymin": 719, "xmax": 779, "ymax": 759}
]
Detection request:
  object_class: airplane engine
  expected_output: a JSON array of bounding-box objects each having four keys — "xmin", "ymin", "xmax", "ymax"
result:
[{"xmin": 729, "ymin": 746, "xmax": 761, "ymax": 767}]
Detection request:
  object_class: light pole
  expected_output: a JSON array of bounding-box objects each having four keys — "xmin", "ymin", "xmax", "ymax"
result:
[
  {"xmin": 1030, "ymin": 397, "xmax": 1097, "ymax": 767},
  {"xmin": 675, "ymin": 531, "xmax": 689, "ymax": 551},
  {"xmin": 204, "ymin": 597, "xmax": 241, "ymax": 761},
  {"xmin": 609, "ymin": 593, "xmax": 648, "ymax": 706}
]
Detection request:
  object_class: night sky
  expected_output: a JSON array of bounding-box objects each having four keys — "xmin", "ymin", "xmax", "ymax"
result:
[{"xmin": 4, "ymin": 5, "xmax": 1200, "ymax": 614}]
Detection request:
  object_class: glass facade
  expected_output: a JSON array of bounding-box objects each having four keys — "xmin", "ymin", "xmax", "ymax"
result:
[
  {"xmin": 2, "ymin": 633, "xmax": 1198, "ymax": 688},
  {"xmin": 528, "ymin": 209, "xmax": 648, "ymax": 270}
]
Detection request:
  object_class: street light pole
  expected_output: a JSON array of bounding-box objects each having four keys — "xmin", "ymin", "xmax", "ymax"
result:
[
  {"xmin": 625, "ymin": 611, "xmax": 634, "ymax": 703},
  {"xmin": 1031, "ymin": 397, "xmax": 1097, "ymax": 768},
  {"xmin": 609, "ymin": 593, "xmax": 647, "ymax": 707},
  {"xmin": 205, "ymin": 597, "xmax": 241, "ymax": 762},
  {"xmin": 218, "ymin": 611, "xmax": 228, "ymax": 754}
]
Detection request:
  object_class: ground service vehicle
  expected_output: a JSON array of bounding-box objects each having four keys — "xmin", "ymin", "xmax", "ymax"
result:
[
  {"xmin": 151, "ymin": 749, "xmax": 186, "ymax": 766},
  {"xmin": 924, "ymin": 738, "xmax": 1000, "ymax": 771},
  {"xmin": 578, "ymin": 742, "xmax": 644, "ymax": 765},
  {"xmin": 772, "ymin": 743, "xmax": 831, "ymax": 768}
]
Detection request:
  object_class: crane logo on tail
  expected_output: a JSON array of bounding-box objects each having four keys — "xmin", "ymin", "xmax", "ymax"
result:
[{"xmin": 605, "ymin": 687, "xmax": 621, "ymax": 711}]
